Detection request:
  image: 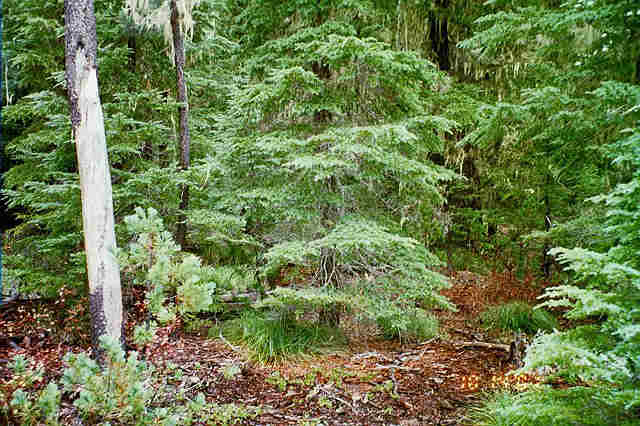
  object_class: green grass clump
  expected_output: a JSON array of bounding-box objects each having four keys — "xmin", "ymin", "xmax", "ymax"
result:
[
  {"xmin": 221, "ymin": 311, "xmax": 345, "ymax": 363},
  {"xmin": 466, "ymin": 387, "xmax": 638, "ymax": 426},
  {"xmin": 480, "ymin": 302, "xmax": 558, "ymax": 334},
  {"xmin": 377, "ymin": 308, "xmax": 439, "ymax": 341}
]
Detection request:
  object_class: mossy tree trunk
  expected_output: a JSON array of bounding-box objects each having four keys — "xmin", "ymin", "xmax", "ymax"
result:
[{"xmin": 64, "ymin": 0, "xmax": 123, "ymax": 359}]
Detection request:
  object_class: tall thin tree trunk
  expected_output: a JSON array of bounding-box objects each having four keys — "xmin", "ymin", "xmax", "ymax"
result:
[
  {"xmin": 171, "ymin": 0, "xmax": 191, "ymax": 248},
  {"xmin": 312, "ymin": 61, "xmax": 332, "ymax": 123},
  {"xmin": 0, "ymin": 0, "xmax": 4, "ymax": 305},
  {"xmin": 429, "ymin": 0, "xmax": 450, "ymax": 71},
  {"xmin": 64, "ymin": 0, "xmax": 123, "ymax": 359},
  {"xmin": 127, "ymin": 33, "xmax": 137, "ymax": 74},
  {"xmin": 311, "ymin": 12, "xmax": 332, "ymax": 125},
  {"xmin": 542, "ymin": 174, "xmax": 552, "ymax": 280}
]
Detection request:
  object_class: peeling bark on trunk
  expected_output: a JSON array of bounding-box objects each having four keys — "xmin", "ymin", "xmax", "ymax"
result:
[
  {"xmin": 64, "ymin": 0, "xmax": 123, "ymax": 360},
  {"xmin": 171, "ymin": 0, "xmax": 191, "ymax": 248}
]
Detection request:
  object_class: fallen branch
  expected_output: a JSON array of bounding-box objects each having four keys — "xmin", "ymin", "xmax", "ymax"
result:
[
  {"xmin": 219, "ymin": 292, "xmax": 259, "ymax": 302},
  {"xmin": 352, "ymin": 351, "xmax": 393, "ymax": 362},
  {"xmin": 374, "ymin": 364, "xmax": 420, "ymax": 372},
  {"xmin": 218, "ymin": 330, "xmax": 242, "ymax": 353},
  {"xmin": 457, "ymin": 341, "xmax": 510, "ymax": 351}
]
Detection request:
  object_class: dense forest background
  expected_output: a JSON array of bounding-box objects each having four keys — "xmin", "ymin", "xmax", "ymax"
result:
[{"xmin": 1, "ymin": 0, "xmax": 639, "ymax": 424}]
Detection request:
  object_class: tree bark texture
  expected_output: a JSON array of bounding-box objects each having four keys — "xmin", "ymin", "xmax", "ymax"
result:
[
  {"xmin": 64, "ymin": 0, "xmax": 123, "ymax": 357},
  {"xmin": 171, "ymin": 0, "xmax": 191, "ymax": 248}
]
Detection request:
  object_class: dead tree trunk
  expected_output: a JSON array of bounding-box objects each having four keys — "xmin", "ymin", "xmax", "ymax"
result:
[
  {"xmin": 171, "ymin": 0, "xmax": 191, "ymax": 248},
  {"xmin": 64, "ymin": 0, "xmax": 124, "ymax": 359}
]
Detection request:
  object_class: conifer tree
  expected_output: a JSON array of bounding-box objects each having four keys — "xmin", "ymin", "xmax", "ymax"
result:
[{"xmin": 211, "ymin": 0, "xmax": 457, "ymax": 335}]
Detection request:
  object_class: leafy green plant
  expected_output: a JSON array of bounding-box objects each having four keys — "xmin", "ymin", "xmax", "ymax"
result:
[
  {"xmin": 60, "ymin": 336, "xmax": 156, "ymax": 423},
  {"xmin": 6, "ymin": 336, "xmax": 155, "ymax": 424},
  {"xmin": 9, "ymin": 383, "xmax": 60, "ymax": 426},
  {"xmin": 480, "ymin": 302, "xmax": 558, "ymax": 334},
  {"xmin": 202, "ymin": 403, "xmax": 260, "ymax": 425},
  {"xmin": 209, "ymin": 265, "xmax": 260, "ymax": 296}
]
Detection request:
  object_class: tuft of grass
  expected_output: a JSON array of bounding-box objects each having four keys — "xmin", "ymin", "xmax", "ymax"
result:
[
  {"xmin": 466, "ymin": 387, "xmax": 638, "ymax": 426},
  {"xmin": 377, "ymin": 309, "xmax": 439, "ymax": 341},
  {"xmin": 221, "ymin": 311, "xmax": 345, "ymax": 363},
  {"xmin": 480, "ymin": 302, "xmax": 558, "ymax": 334}
]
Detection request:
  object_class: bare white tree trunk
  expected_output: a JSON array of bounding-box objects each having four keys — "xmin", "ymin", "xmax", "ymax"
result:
[{"xmin": 65, "ymin": 0, "xmax": 123, "ymax": 356}]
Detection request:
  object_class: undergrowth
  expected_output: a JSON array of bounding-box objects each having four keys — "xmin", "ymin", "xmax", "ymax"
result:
[
  {"xmin": 221, "ymin": 311, "xmax": 346, "ymax": 363},
  {"xmin": 3, "ymin": 336, "xmax": 260, "ymax": 425},
  {"xmin": 480, "ymin": 302, "xmax": 558, "ymax": 334},
  {"xmin": 467, "ymin": 387, "xmax": 639, "ymax": 426}
]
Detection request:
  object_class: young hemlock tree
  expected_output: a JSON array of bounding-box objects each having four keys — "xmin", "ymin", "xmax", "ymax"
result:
[
  {"xmin": 205, "ymin": 0, "xmax": 457, "ymax": 337},
  {"xmin": 64, "ymin": 0, "xmax": 123, "ymax": 353}
]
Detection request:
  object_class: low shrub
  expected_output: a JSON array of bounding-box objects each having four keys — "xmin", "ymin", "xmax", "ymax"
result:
[{"xmin": 466, "ymin": 387, "xmax": 638, "ymax": 426}]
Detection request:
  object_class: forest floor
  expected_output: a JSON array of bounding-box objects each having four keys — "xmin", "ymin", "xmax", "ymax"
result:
[{"xmin": 1, "ymin": 270, "xmax": 550, "ymax": 425}]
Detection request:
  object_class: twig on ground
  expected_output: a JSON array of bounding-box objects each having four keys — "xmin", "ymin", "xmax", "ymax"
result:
[
  {"xmin": 374, "ymin": 364, "xmax": 420, "ymax": 372},
  {"xmin": 352, "ymin": 351, "xmax": 393, "ymax": 362}
]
